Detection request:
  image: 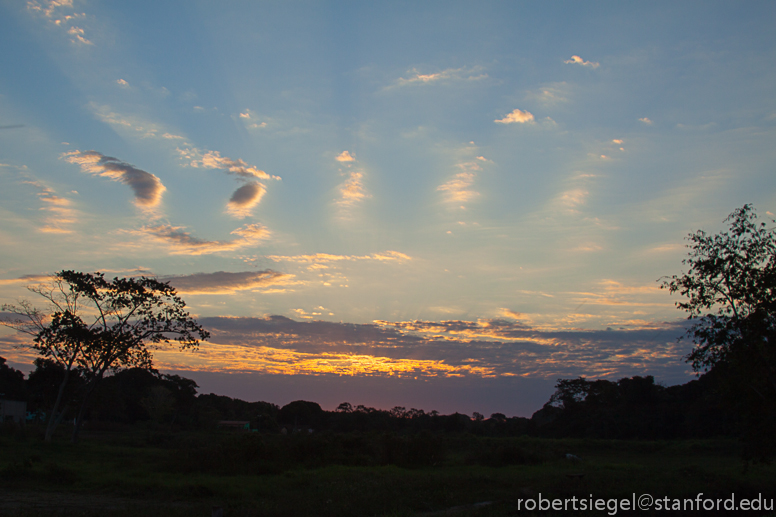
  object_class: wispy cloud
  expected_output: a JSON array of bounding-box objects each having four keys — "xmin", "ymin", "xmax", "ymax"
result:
[
  {"xmin": 564, "ymin": 55, "xmax": 600, "ymax": 68},
  {"xmin": 525, "ymin": 82, "xmax": 570, "ymax": 106},
  {"xmin": 332, "ymin": 151, "xmax": 370, "ymax": 215},
  {"xmin": 66, "ymin": 26, "xmax": 92, "ymax": 45},
  {"xmin": 160, "ymin": 270, "xmax": 294, "ymax": 294},
  {"xmin": 438, "ymin": 172, "xmax": 478, "ymax": 206},
  {"xmin": 393, "ymin": 66, "xmax": 487, "ymax": 87},
  {"xmin": 226, "ymin": 182, "xmax": 266, "ymax": 219},
  {"xmin": 185, "ymin": 149, "xmax": 277, "ymax": 181},
  {"xmin": 639, "ymin": 117, "xmax": 653, "ymax": 125},
  {"xmin": 495, "ymin": 108, "xmax": 535, "ymax": 124},
  {"xmin": 237, "ymin": 109, "xmax": 268, "ymax": 130},
  {"xmin": 437, "ymin": 156, "xmax": 486, "ymax": 209},
  {"xmin": 132, "ymin": 223, "xmax": 270, "ymax": 255},
  {"xmin": 10, "ymin": 167, "xmax": 79, "ymax": 234},
  {"xmin": 27, "ymin": 1, "xmax": 92, "ymax": 45},
  {"xmin": 62, "ymin": 150, "xmax": 165, "ymax": 212},
  {"xmin": 336, "ymin": 171, "xmax": 370, "ymax": 210},
  {"xmin": 0, "ymin": 274, "xmax": 53, "ymax": 286},
  {"xmin": 266, "ymin": 251, "xmax": 411, "ymax": 265}
]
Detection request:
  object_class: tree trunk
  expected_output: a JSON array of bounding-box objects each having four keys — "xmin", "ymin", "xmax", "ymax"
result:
[
  {"xmin": 70, "ymin": 377, "xmax": 100, "ymax": 443},
  {"xmin": 44, "ymin": 367, "xmax": 71, "ymax": 442}
]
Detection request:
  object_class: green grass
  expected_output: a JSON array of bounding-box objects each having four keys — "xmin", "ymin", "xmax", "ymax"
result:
[{"xmin": 1, "ymin": 426, "xmax": 774, "ymax": 516}]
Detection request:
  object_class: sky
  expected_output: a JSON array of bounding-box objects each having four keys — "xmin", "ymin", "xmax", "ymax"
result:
[{"xmin": 1, "ymin": 1, "xmax": 775, "ymax": 417}]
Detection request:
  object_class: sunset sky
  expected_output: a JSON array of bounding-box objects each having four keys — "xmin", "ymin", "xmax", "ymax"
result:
[{"xmin": 1, "ymin": 1, "xmax": 775, "ymax": 416}]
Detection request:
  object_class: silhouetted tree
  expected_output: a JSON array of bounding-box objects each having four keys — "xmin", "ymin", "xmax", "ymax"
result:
[
  {"xmin": 0, "ymin": 356, "xmax": 26, "ymax": 401},
  {"xmin": 2, "ymin": 271, "xmax": 209, "ymax": 442},
  {"xmin": 661, "ymin": 205, "xmax": 776, "ymax": 460}
]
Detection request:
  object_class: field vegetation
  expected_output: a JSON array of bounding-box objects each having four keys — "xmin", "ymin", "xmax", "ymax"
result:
[{"xmin": 1, "ymin": 422, "xmax": 774, "ymax": 516}]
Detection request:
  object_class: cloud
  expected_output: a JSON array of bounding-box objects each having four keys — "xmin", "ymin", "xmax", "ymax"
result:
[
  {"xmin": 133, "ymin": 223, "xmax": 270, "ymax": 255},
  {"xmin": 265, "ymin": 251, "xmax": 411, "ymax": 264},
  {"xmin": 160, "ymin": 270, "xmax": 294, "ymax": 295},
  {"xmin": 147, "ymin": 315, "xmax": 693, "ymax": 382},
  {"xmin": 187, "ymin": 149, "xmax": 276, "ymax": 181},
  {"xmin": 438, "ymin": 172, "xmax": 478, "ymax": 205},
  {"xmin": 27, "ymin": 0, "xmax": 73, "ymax": 18},
  {"xmin": 67, "ymin": 26, "xmax": 92, "ymax": 45},
  {"xmin": 495, "ymin": 108, "xmax": 535, "ymax": 124},
  {"xmin": 335, "ymin": 151, "xmax": 355, "ymax": 162},
  {"xmin": 86, "ymin": 104, "xmax": 278, "ymax": 217},
  {"xmin": 394, "ymin": 67, "xmax": 487, "ymax": 87},
  {"xmin": 17, "ymin": 172, "xmax": 79, "ymax": 233},
  {"xmin": 226, "ymin": 182, "xmax": 266, "ymax": 219},
  {"xmin": 116, "ymin": 79, "xmax": 129, "ymax": 88},
  {"xmin": 639, "ymin": 117, "xmax": 653, "ymax": 125},
  {"xmin": 336, "ymin": 171, "xmax": 371, "ymax": 211},
  {"xmin": 564, "ymin": 55, "xmax": 600, "ymax": 68},
  {"xmin": 236, "ymin": 109, "xmax": 268, "ymax": 130},
  {"xmin": 0, "ymin": 274, "xmax": 54, "ymax": 286},
  {"xmin": 525, "ymin": 83, "xmax": 570, "ymax": 106},
  {"xmin": 437, "ymin": 157, "xmax": 486, "ymax": 208},
  {"xmin": 28, "ymin": 1, "xmax": 93, "ymax": 45},
  {"xmin": 558, "ymin": 187, "xmax": 589, "ymax": 210},
  {"xmin": 62, "ymin": 150, "xmax": 166, "ymax": 210}
]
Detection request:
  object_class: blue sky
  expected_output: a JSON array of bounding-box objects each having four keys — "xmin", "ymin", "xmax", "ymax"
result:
[{"xmin": 1, "ymin": 1, "xmax": 775, "ymax": 416}]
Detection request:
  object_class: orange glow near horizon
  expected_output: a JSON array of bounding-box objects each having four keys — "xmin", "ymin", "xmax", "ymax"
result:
[{"xmin": 152, "ymin": 341, "xmax": 497, "ymax": 377}]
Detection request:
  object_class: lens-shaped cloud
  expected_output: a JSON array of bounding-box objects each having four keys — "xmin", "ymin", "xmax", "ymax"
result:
[
  {"xmin": 226, "ymin": 182, "xmax": 266, "ymax": 219},
  {"xmin": 63, "ymin": 150, "xmax": 165, "ymax": 210}
]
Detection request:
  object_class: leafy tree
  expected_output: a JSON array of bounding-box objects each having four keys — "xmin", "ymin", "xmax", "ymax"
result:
[
  {"xmin": 2, "ymin": 271, "xmax": 209, "ymax": 441},
  {"xmin": 661, "ymin": 204, "xmax": 776, "ymax": 460},
  {"xmin": 0, "ymin": 356, "xmax": 27, "ymax": 401},
  {"xmin": 2, "ymin": 278, "xmax": 93, "ymax": 440}
]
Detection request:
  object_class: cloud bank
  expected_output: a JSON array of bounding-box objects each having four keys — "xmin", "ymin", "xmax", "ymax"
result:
[{"xmin": 146, "ymin": 315, "xmax": 693, "ymax": 383}]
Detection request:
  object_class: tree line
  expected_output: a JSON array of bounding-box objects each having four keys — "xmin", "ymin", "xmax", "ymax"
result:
[{"xmin": 0, "ymin": 355, "xmax": 738, "ymax": 440}]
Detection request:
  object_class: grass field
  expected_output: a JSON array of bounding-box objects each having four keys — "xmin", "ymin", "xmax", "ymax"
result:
[{"xmin": 1, "ymin": 424, "xmax": 774, "ymax": 516}]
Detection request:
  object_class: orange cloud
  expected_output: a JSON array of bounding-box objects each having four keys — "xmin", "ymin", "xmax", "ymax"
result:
[
  {"xmin": 564, "ymin": 55, "xmax": 600, "ymax": 68},
  {"xmin": 495, "ymin": 108, "xmax": 535, "ymax": 124},
  {"xmin": 336, "ymin": 171, "xmax": 370, "ymax": 212},
  {"xmin": 335, "ymin": 151, "xmax": 355, "ymax": 162},
  {"xmin": 190, "ymin": 150, "xmax": 276, "ymax": 181}
]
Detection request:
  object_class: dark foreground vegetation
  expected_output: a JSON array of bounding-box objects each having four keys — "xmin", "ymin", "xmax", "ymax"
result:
[
  {"xmin": 2, "ymin": 360, "xmax": 775, "ymax": 516},
  {"xmin": 2, "ymin": 422, "xmax": 775, "ymax": 516}
]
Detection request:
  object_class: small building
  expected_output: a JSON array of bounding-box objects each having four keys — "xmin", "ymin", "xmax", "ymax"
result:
[
  {"xmin": 0, "ymin": 399, "xmax": 27, "ymax": 425},
  {"xmin": 217, "ymin": 420, "xmax": 250, "ymax": 431}
]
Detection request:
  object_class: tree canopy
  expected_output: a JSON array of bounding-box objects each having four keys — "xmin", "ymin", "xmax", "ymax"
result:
[
  {"xmin": 1, "ymin": 270, "xmax": 209, "ymax": 441},
  {"xmin": 661, "ymin": 204, "xmax": 776, "ymax": 461}
]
